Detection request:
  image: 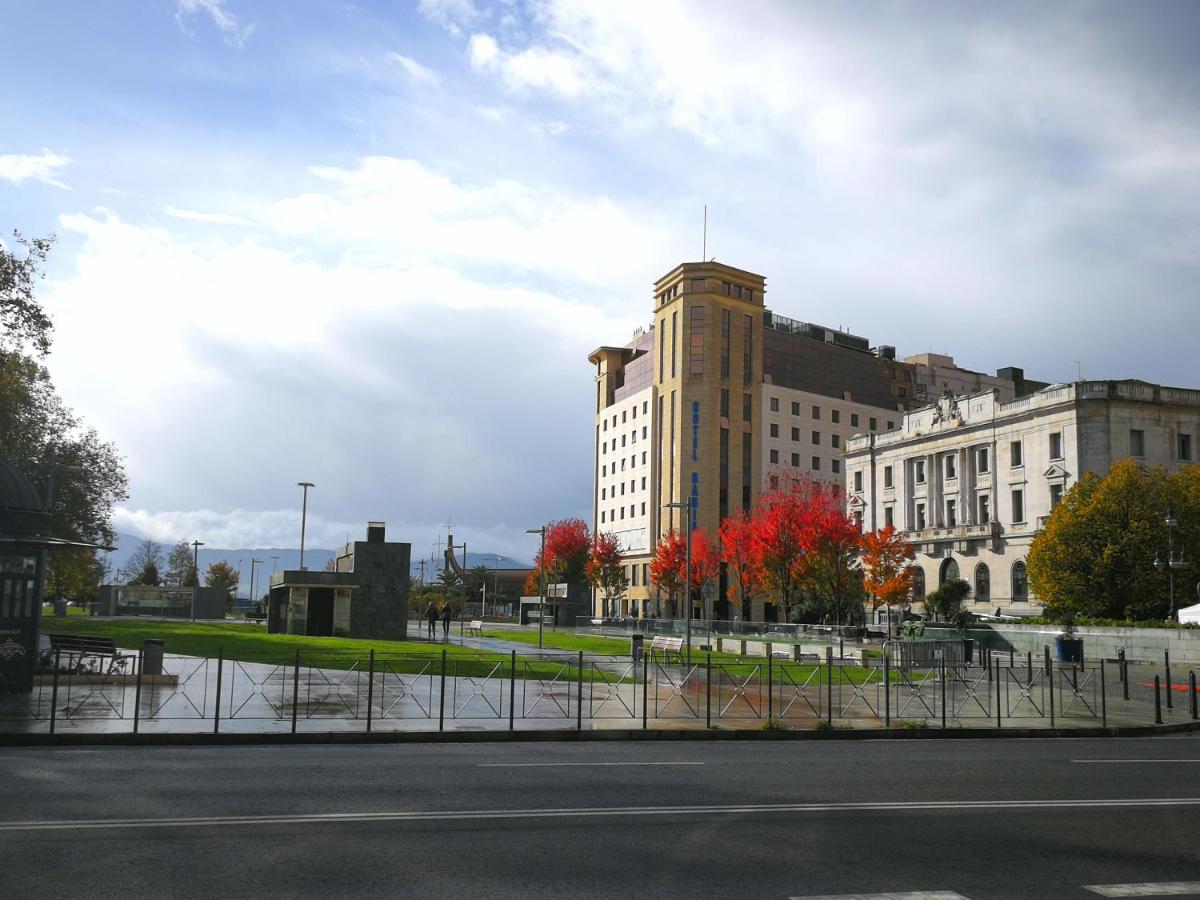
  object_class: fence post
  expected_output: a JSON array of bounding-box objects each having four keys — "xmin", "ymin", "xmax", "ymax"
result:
[
  {"xmin": 1009, "ymin": 648, "xmax": 1015, "ymax": 668},
  {"xmin": 509, "ymin": 650, "xmax": 516, "ymax": 732},
  {"xmin": 1165, "ymin": 650, "xmax": 1173, "ymax": 710},
  {"xmin": 642, "ymin": 651, "xmax": 649, "ymax": 730},
  {"xmin": 826, "ymin": 646, "xmax": 833, "ymax": 726},
  {"xmin": 767, "ymin": 652, "xmax": 774, "ymax": 721},
  {"xmin": 366, "ymin": 649, "xmax": 375, "ymax": 733},
  {"xmin": 49, "ymin": 649, "xmax": 61, "ymax": 736},
  {"xmin": 133, "ymin": 649, "xmax": 143, "ymax": 735},
  {"xmin": 438, "ymin": 648, "xmax": 447, "ymax": 732},
  {"xmin": 940, "ymin": 656, "xmax": 946, "ymax": 729},
  {"xmin": 1154, "ymin": 674, "xmax": 1163, "ymax": 725},
  {"xmin": 1101, "ymin": 659, "xmax": 1107, "ymax": 728},
  {"xmin": 1044, "ymin": 645, "xmax": 1051, "ymax": 677},
  {"xmin": 291, "ymin": 649, "xmax": 300, "ymax": 734},
  {"xmin": 1118, "ymin": 648, "xmax": 1126, "ymax": 683},
  {"xmin": 1190, "ymin": 671, "xmax": 1197, "ymax": 721},
  {"xmin": 576, "ymin": 651, "xmax": 583, "ymax": 731},
  {"xmin": 995, "ymin": 658, "xmax": 1002, "ymax": 728},
  {"xmin": 213, "ymin": 650, "xmax": 223, "ymax": 734},
  {"xmin": 706, "ymin": 653, "xmax": 712, "ymax": 729},
  {"xmin": 883, "ymin": 646, "xmax": 890, "ymax": 727},
  {"xmin": 1049, "ymin": 658, "xmax": 1056, "ymax": 728},
  {"xmin": 1123, "ymin": 654, "xmax": 1131, "ymax": 701}
]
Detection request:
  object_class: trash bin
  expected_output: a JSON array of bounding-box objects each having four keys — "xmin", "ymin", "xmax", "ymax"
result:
[
  {"xmin": 630, "ymin": 634, "xmax": 644, "ymax": 661},
  {"xmin": 53, "ymin": 599, "xmax": 68, "ymax": 617},
  {"xmin": 142, "ymin": 639, "xmax": 165, "ymax": 676}
]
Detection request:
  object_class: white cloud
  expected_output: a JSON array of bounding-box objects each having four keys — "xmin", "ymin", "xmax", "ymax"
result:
[
  {"xmin": 418, "ymin": 0, "xmax": 483, "ymax": 37},
  {"xmin": 0, "ymin": 149, "xmax": 71, "ymax": 189},
  {"xmin": 164, "ymin": 206, "xmax": 259, "ymax": 227},
  {"xmin": 468, "ymin": 32, "xmax": 584, "ymax": 97},
  {"xmin": 387, "ymin": 52, "xmax": 440, "ymax": 86},
  {"xmin": 176, "ymin": 0, "xmax": 254, "ymax": 48}
]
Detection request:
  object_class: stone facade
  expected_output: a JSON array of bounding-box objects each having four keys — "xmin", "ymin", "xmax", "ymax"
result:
[{"xmin": 845, "ymin": 380, "xmax": 1200, "ymax": 614}]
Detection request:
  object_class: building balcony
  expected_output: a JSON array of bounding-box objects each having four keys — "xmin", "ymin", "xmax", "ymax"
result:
[{"xmin": 908, "ymin": 520, "xmax": 1000, "ymax": 555}]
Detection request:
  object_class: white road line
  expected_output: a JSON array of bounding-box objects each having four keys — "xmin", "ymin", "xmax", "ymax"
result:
[
  {"xmin": 3, "ymin": 797, "xmax": 1200, "ymax": 833},
  {"xmin": 1075, "ymin": 763, "xmax": 1200, "ymax": 768},
  {"xmin": 788, "ymin": 893, "xmax": 969, "ymax": 900},
  {"xmin": 477, "ymin": 762, "xmax": 706, "ymax": 768},
  {"xmin": 1083, "ymin": 883, "xmax": 1200, "ymax": 897}
]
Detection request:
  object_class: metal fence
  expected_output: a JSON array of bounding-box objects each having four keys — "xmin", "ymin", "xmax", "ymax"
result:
[{"xmin": 0, "ymin": 644, "xmax": 1193, "ymax": 736}]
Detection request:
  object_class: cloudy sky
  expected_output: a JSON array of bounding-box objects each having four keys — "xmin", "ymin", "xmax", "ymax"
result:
[{"xmin": 2, "ymin": 1, "xmax": 1198, "ymax": 562}]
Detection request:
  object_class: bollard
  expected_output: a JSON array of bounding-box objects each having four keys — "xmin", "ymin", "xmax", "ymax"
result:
[
  {"xmin": 1044, "ymin": 645, "xmax": 1052, "ymax": 677},
  {"xmin": 826, "ymin": 646, "xmax": 833, "ymax": 726},
  {"xmin": 1191, "ymin": 671, "xmax": 1198, "ymax": 721},
  {"xmin": 706, "ymin": 653, "xmax": 712, "ymax": 729},
  {"xmin": 1165, "ymin": 650, "xmax": 1173, "ymax": 709},
  {"xmin": 438, "ymin": 648, "xmax": 447, "ymax": 732},
  {"xmin": 1155, "ymin": 675, "xmax": 1163, "ymax": 725},
  {"xmin": 1049, "ymin": 658, "xmax": 1056, "ymax": 728},
  {"xmin": 576, "ymin": 651, "xmax": 584, "ymax": 731},
  {"xmin": 49, "ymin": 649, "xmax": 61, "ymax": 736},
  {"xmin": 883, "ymin": 649, "xmax": 890, "ymax": 727},
  {"xmin": 642, "ymin": 652, "xmax": 649, "ymax": 730},
  {"xmin": 133, "ymin": 649, "xmax": 143, "ymax": 735},
  {"xmin": 1123, "ymin": 654, "xmax": 1131, "ymax": 701},
  {"xmin": 291, "ymin": 650, "xmax": 301, "ymax": 734},
  {"xmin": 509, "ymin": 650, "xmax": 516, "ymax": 731},
  {"xmin": 213, "ymin": 650, "xmax": 224, "ymax": 734},
  {"xmin": 366, "ymin": 650, "xmax": 375, "ymax": 733},
  {"xmin": 1101, "ymin": 659, "xmax": 1107, "ymax": 727}
]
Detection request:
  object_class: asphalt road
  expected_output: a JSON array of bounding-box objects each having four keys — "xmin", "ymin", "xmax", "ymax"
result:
[{"xmin": 3, "ymin": 737, "xmax": 1200, "ymax": 899}]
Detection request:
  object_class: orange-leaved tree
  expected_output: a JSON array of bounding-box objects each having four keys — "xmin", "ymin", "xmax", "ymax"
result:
[
  {"xmin": 649, "ymin": 529, "xmax": 687, "ymax": 617},
  {"xmin": 585, "ymin": 531, "xmax": 627, "ymax": 617},
  {"xmin": 686, "ymin": 527, "xmax": 721, "ymax": 619},
  {"xmin": 720, "ymin": 511, "xmax": 760, "ymax": 620},
  {"xmin": 860, "ymin": 525, "xmax": 916, "ymax": 630}
]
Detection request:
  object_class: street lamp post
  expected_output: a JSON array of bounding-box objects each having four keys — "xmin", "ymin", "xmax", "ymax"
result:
[
  {"xmin": 525, "ymin": 527, "xmax": 547, "ymax": 648},
  {"xmin": 1155, "ymin": 503, "xmax": 1188, "ymax": 621},
  {"xmin": 190, "ymin": 540, "xmax": 204, "ymax": 622},
  {"xmin": 249, "ymin": 559, "xmax": 263, "ymax": 614},
  {"xmin": 662, "ymin": 500, "xmax": 693, "ymax": 665},
  {"xmin": 297, "ymin": 482, "xmax": 314, "ymax": 570}
]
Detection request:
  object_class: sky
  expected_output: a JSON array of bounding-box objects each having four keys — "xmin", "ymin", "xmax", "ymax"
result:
[{"xmin": 2, "ymin": 0, "xmax": 1198, "ymax": 564}]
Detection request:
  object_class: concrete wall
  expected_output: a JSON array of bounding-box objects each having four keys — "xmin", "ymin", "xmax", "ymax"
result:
[{"xmin": 925, "ymin": 622, "xmax": 1200, "ymax": 664}]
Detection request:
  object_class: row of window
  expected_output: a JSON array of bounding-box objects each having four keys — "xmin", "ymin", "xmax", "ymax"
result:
[
  {"xmin": 600, "ymin": 477, "xmax": 648, "ymax": 500},
  {"xmin": 768, "ymin": 423, "xmax": 842, "ymax": 448},
  {"xmin": 600, "ymin": 426, "xmax": 648, "ymax": 454},
  {"xmin": 599, "ymin": 502, "xmax": 647, "ymax": 524},
  {"xmin": 912, "ymin": 559, "xmax": 1029, "ymax": 603},
  {"xmin": 767, "ymin": 397, "xmax": 894, "ymax": 432},
  {"xmin": 767, "ymin": 450, "xmax": 841, "ymax": 473},
  {"xmin": 600, "ymin": 452, "xmax": 646, "ymax": 477},
  {"xmin": 601, "ymin": 400, "xmax": 649, "ymax": 430}
]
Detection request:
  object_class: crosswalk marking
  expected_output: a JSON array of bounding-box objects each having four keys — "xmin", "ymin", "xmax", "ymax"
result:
[{"xmin": 1084, "ymin": 884, "xmax": 1200, "ymax": 897}]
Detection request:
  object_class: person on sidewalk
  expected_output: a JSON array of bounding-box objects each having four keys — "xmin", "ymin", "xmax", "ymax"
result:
[
  {"xmin": 426, "ymin": 602, "xmax": 438, "ymax": 638},
  {"xmin": 441, "ymin": 603, "xmax": 453, "ymax": 639}
]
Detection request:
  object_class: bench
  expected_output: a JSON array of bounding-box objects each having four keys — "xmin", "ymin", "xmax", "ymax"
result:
[
  {"xmin": 647, "ymin": 635, "xmax": 684, "ymax": 663},
  {"xmin": 48, "ymin": 633, "xmax": 134, "ymax": 675},
  {"xmin": 244, "ymin": 611, "xmax": 267, "ymax": 624},
  {"xmin": 465, "ymin": 619, "xmax": 484, "ymax": 637}
]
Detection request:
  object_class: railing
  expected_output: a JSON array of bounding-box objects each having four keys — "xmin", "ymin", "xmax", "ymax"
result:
[
  {"xmin": 575, "ymin": 617, "xmax": 866, "ymax": 640},
  {"xmin": 1, "ymin": 643, "xmax": 1193, "ymax": 736}
]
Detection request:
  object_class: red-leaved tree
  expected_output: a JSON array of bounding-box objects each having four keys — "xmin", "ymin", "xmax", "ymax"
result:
[
  {"xmin": 720, "ymin": 511, "xmax": 761, "ymax": 621},
  {"xmin": 795, "ymin": 480, "xmax": 865, "ymax": 625},
  {"xmin": 687, "ymin": 527, "xmax": 721, "ymax": 619},
  {"xmin": 861, "ymin": 525, "xmax": 916, "ymax": 632},
  {"xmin": 649, "ymin": 529, "xmax": 687, "ymax": 617}
]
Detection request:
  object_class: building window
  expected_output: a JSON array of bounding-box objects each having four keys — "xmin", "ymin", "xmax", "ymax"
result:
[
  {"xmin": 912, "ymin": 567, "xmax": 925, "ymax": 600},
  {"xmin": 769, "ymin": 449, "xmax": 779, "ymax": 464},
  {"xmin": 851, "ymin": 413, "xmax": 859, "ymax": 428},
  {"xmin": 770, "ymin": 397, "xmax": 779, "ymax": 412},
  {"xmin": 688, "ymin": 305, "xmax": 706, "ymax": 375},
  {"xmin": 1130, "ymin": 429, "xmax": 1145, "ymax": 458},
  {"xmin": 791, "ymin": 452, "xmax": 800, "ymax": 466},
  {"xmin": 975, "ymin": 564, "xmax": 990, "ymax": 603},
  {"xmin": 977, "ymin": 447, "xmax": 989, "ymax": 473},
  {"xmin": 1012, "ymin": 560, "xmax": 1029, "ymax": 601},
  {"xmin": 659, "ymin": 318, "xmax": 665, "ymax": 382},
  {"xmin": 883, "ymin": 465, "xmax": 893, "ymax": 488},
  {"xmin": 601, "ymin": 488, "xmax": 606, "ymax": 500},
  {"xmin": 831, "ymin": 410, "xmax": 840, "ymax": 424},
  {"xmin": 621, "ymin": 410, "xmax": 626, "ymax": 423},
  {"xmin": 812, "ymin": 431, "xmax": 820, "ymax": 445},
  {"xmin": 620, "ymin": 483, "xmax": 625, "ymax": 495},
  {"xmin": 1011, "ymin": 440, "xmax": 1023, "ymax": 468},
  {"xmin": 832, "ymin": 459, "xmax": 840, "ymax": 474},
  {"xmin": 832, "ymin": 435, "xmax": 840, "ymax": 449},
  {"xmin": 979, "ymin": 494, "xmax": 990, "ymax": 524},
  {"xmin": 641, "ymin": 477, "xmax": 646, "ymax": 489},
  {"xmin": 720, "ymin": 388, "xmax": 729, "ymax": 418},
  {"xmin": 884, "ymin": 506, "xmax": 894, "ymax": 528},
  {"xmin": 1050, "ymin": 483, "xmax": 1064, "ymax": 508},
  {"xmin": 1012, "ymin": 488, "xmax": 1025, "ymax": 523},
  {"xmin": 671, "ymin": 311, "xmax": 677, "ymax": 378},
  {"xmin": 642, "ymin": 452, "xmax": 647, "ymax": 464},
  {"xmin": 945, "ymin": 454, "xmax": 957, "ymax": 479},
  {"xmin": 791, "ymin": 427, "xmax": 800, "ymax": 442},
  {"xmin": 812, "ymin": 405, "xmax": 820, "ymax": 420},
  {"xmin": 1180, "ymin": 434, "xmax": 1194, "ymax": 461},
  {"xmin": 601, "ymin": 465, "xmax": 606, "ymax": 476},
  {"xmin": 641, "ymin": 502, "xmax": 646, "ymax": 515},
  {"xmin": 915, "ymin": 459, "xmax": 926, "ymax": 484},
  {"xmin": 743, "ymin": 393, "xmax": 752, "ymax": 422},
  {"xmin": 869, "ymin": 417, "xmax": 877, "ymax": 431},
  {"xmin": 742, "ymin": 314, "xmax": 753, "ymax": 384},
  {"xmin": 939, "ymin": 556, "xmax": 960, "ymax": 586},
  {"xmin": 854, "ymin": 470, "xmax": 863, "ymax": 493},
  {"xmin": 1049, "ymin": 431, "xmax": 1062, "ymax": 460},
  {"xmin": 916, "ymin": 503, "xmax": 926, "ymax": 530},
  {"xmin": 770, "ymin": 423, "xmax": 779, "ymax": 438},
  {"xmin": 946, "ymin": 499, "xmax": 957, "ymax": 527},
  {"xmin": 887, "ymin": 421, "xmax": 894, "ymax": 429},
  {"xmin": 791, "ymin": 401, "xmax": 800, "ymax": 416},
  {"xmin": 642, "ymin": 426, "xmax": 647, "ymax": 438},
  {"xmin": 600, "ymin": 511, "xmax": 605, "ymax": 523},
  {"xmin": 720, "ymin": 308, "xmax": 731, "ymax": 379},
  {"xmin": 811, "ymin": 457, "xmax": 821, "ymax": 471}
]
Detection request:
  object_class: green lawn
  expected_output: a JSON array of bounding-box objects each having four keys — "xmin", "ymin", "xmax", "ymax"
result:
[
  {"xmin": 480, "ymin": 628, "xmax": 634, "ymax": 656},
  {"xmin": 41, "ymin": 615, "xmax": 588, "ymax": 679}
]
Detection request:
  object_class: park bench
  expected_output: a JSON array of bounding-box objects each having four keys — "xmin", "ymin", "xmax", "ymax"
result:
[
  {"xmin": 47, "ymin": 633, "xmax": 134, "ymax": 676},
  {"xmin": 647, "ymin": 635, "xmax": 684, "ymax": 663},
  {"xmin": 466, "ymin": 620, "xmax": 484, "ymax": 637},
  {"xmin": 244, "ymin": 611, "xmax": 267, "ymax": 624}
]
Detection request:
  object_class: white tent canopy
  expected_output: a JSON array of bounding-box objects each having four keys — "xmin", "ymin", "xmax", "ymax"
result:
[{"xmin": 1178, "ymin": 602, "xmax": 1200, "ymax": 625}]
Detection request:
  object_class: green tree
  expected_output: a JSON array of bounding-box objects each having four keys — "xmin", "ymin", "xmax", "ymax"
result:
[
  {"xmin": 204, "ymin": 561, "xmax": 240, "ymax": 609},
  {"xmin": 131, "ymin": 559, "xmax": 161, "ymax": 587},
  {"xmin": 1027, "ymin": 459, "xmax": 1198, "ymax": 620},
  {"xmin": 165, "ymin": 540, "xmax": 194, "ymax": 586},
  {"xmin": 923, "ymin": 578, "xmax": 971, "ymax": 626},
  {"xmin": 1, "ymin": 231, "xmax": 54, "ymax": 356},
  {"xmin": 120, "ymin": 539, "xmax": 163, "ymax": 584}
]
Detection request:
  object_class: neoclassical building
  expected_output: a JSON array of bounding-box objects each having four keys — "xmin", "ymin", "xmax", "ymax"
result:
[{"xmin": 844, "ymin": 380, "xmax": 1200, "ymax": 614}]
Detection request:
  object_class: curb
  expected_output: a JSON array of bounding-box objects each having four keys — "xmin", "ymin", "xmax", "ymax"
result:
[{"xmin": 3, "ymin": 720, "xmax": 1199, "ymax": 748}]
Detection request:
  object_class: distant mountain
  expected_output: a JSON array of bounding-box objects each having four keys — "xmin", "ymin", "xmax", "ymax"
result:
[{"xmin": 106, "ymin": 533, "xmax": 530, "ymax": 599}]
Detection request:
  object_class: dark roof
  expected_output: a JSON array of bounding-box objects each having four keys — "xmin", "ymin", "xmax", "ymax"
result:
[{"xmin": 0, "ymin": 458, "xmax": 46, "ymax": 512}]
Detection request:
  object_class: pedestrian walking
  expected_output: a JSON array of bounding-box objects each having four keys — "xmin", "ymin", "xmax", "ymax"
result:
[
  {"xmin": 441, "ymin": 602, "xmax": 452, "ymax": 639},
  {"xmin": 425, "ymin": 602, "xmax": 438, "ymax": 638}
]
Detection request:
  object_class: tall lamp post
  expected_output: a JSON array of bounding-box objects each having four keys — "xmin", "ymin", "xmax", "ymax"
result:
[
  {"xmin": 1155, "ymin": 503, "xmax": 1188, "ymax": 621},
  {"xmin": 525, "ymin": 526, "xmax": 547, "ymax": 648},
  {"xmin": 248, "ymin": 559, "xmax": 263, "ymax": 613},
  {"xmin": 190, "ymin": 540, "xmax": 204, "ymax": 622},
  {"xmin": 662, "ymin": 500, "xmax": 693, "ymax": 665},
  {"xmin": 297, "ymin": 482, "xmax": 314, "ymax": 570}
]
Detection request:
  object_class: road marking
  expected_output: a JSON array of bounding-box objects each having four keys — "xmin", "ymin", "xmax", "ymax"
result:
[
  {"xmin": 477, "ymin": 762, "xmax": 706, "ymax": 768},
  {"xmin": 1075, "ymin": 763, "xmax": 1200, "ymax": 768},
  {"xmin": 3, "ymin": 797, "xmax": 1200, "ymax": 833},
  {"xmin": 788, "ymin": 893, "xmax": 969, "ymax": 900},
  {"xmin": 1084, "ymin": 884, "xmax": 1200, "ymax": 897}
]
